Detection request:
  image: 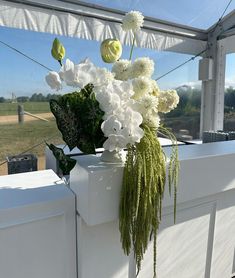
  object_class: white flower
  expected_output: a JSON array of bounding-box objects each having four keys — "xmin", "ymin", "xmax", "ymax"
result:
[
  {"xmin": 59, "ymin": 58, "xmax": 114, "ymax": 88},
  {"xmin": 111, "ymin": 80, "xmax": 134, "ymax": 99},
  {"xmin": 95, "ymin": 89, "xmax": 121, "ymax": 113},
  {"xmin": 143, "ymin": 112, "xmax": 160, "ymax": 128},
  {"xmin": 45, "ymin": 71, "xmax": 62, "ymax": 91},
  {"xmin": 59, "ymin": 59, "xmax": 77, "ymax": 86},
  {"xmin": 132, "ymin": 77, "xmax": 152, "ymax": 99},
  {"xmin": 122, "ymin": 11, "xmax": 144, "ymax": 32},
  {"xmin": 103, "ymin": 134, "xmax": 127, "ymax": 152},
  {"xmin": 137, "ymin": 95, "xmax": 159, "ymax": 114},
  {"xmin": 131, "ymin": 57, "xmax": 154, "ymax": 78},
  {"xmin": 112, "ymin": 59, "xmax": 132, "ymax": 81},
  {"xmin": 73, "ymin": 58, "xmax": 100, "ymax": 88},
  {"xmin": 94, "ymin": 67, "xmax": 115, "ymax": 88},
  {"xmin": 120, "ymin": 126, "xmax": 144, "ymax": 144},
  {"xmin": 122, "ymin": 107, "xmax": 143, "ymax": 127},
  {"xmin": 95, "ymin": 77, "xmax": 144, "ymax": 151},
  {"xmin": 101, "ymin": 116, "xmax": 122, "ymax": 137},
  {"xmin": 151, "ymin": 80, "xmax": 160, "ymax": 96},
  {"xmin": 137, "ymin": 95, "xmax": 160, "ymax": 128},
  {"xmin": 158, "ymin": 90, "xmax": 179, "ymax": 113}
]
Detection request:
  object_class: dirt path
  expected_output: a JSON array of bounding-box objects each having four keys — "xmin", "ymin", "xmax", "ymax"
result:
[{"xmin": 0, "ymin": 113, "xmax": 53, "ymax": 124}]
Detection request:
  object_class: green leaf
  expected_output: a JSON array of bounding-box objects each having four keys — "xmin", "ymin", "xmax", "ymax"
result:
[
  {"xmin": 47, "ymin": 143, "xmax": 76, "ymax": 175},
  {"xmin": 50, "ymin": 84, "xmax": 105, "ymax": 154},
  {"xmin": 50, "ymin": 99, "xmax": 79, "ymax": 150}
]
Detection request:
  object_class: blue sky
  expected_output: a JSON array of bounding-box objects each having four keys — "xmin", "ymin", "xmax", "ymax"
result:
[
  {"xmin": 83, "ymin": 0, "xmax": 235, "ymax": 29},
  {"xmin": 0, "ymin": 26, "xmax": 201, "ymax": 98},
  {"xmin": 1, "ymin": 0, "xmax": 235, "ymax": 98}
]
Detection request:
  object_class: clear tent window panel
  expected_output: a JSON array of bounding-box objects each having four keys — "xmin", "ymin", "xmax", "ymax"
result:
[
  {"xmin": 224, "ymin": 53, "xmax": 235, "ymax": 131},
  {"xmin": 79, "ymin": 0, "xmax": 235, "ymax": 29}
]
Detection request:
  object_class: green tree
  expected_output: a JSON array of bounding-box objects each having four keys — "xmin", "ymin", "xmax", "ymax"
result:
[{"xmin": 0, "ymin": 97, "xmax": 5, "ymax": 103}]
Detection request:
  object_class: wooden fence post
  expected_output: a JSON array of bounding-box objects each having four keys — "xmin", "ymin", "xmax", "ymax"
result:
[{"xmin": 18, "ymin": 104, "xmax": 24, "ymax": 124}]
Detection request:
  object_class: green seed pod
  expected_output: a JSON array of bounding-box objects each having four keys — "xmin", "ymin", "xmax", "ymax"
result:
[
  {"xmin": 51, "ymin": 38, "xmax": 65, "ymax": 66},
  {"xmin": 100, "ymin": 39, "xmax": 122, "ymax": 63}
]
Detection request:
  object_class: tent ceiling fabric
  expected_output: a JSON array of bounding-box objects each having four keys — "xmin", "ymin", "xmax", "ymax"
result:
[{"xmin": 0, "ymin": 0, "xmax": 207, "ymax": 55}]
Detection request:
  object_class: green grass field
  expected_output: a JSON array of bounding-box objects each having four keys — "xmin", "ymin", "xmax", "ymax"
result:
[
  {"xmin": 0, "ymin": 120, "xmax": 64, "ymax": 162},
  {"xmin": 0, "ymin": 102, "xmax": 50, "ymax": 116}
]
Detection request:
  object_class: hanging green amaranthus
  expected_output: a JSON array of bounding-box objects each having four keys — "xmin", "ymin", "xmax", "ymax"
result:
[{"xmin": 119, "ymin": 124, "xmax": 179, "ymax": 277}]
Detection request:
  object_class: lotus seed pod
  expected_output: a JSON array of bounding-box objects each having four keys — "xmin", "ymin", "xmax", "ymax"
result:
[{"xmin": 100, "ymin": 39, "xmax": 122, "ymax": 63}]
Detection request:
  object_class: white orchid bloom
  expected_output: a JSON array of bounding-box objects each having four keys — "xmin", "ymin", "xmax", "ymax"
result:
[
  {"xmin": 120, "ymin": 126, "xmax": 144, "ymax": 144},
  {"xmin": 101, "ymin": 116, "xmax": 122, "ymax": 137},
  {"xmin": 59, "ymin": 59, "xmax": 77, "ymax": 86},
  {"xmin": 122, "ymin": 107, "xmax": 143, "ymax": 126},
  {"xmin": 103, "ymin": 134, "xmax": 127, "ymax": 152}
]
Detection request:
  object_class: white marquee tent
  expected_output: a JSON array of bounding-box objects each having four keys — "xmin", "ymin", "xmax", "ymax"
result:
[{"xmin": 1, "ymin": 0, "xmax": 235, "ymax": 134}]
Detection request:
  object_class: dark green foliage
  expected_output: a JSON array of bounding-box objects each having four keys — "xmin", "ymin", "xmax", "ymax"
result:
[
  {"xmin": 50, "ymin": 84, "xmax": 105, "ymax": 154},
  {"xmin": 47, "ymin": 143, "xmax": 76, "ymax": 175}
]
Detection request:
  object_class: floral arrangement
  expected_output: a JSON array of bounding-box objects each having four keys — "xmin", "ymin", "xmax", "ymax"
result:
[{"xmin": 46, "ymin": 10, "xmax": 179, "ymax": 277}]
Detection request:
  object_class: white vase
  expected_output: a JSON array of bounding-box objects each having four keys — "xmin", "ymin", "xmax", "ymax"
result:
[{"xmin": 100, "ymin": 150, "xmax": 125, "ymax": 163}]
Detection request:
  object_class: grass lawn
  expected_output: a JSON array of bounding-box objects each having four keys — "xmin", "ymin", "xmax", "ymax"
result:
[
  {"xmin": 0, "ymin": 102, "xmax": 50, "ymax": 116},
  {"xmin": 0, "ymin": 119, "xmax": 64, "ymax": 163}
]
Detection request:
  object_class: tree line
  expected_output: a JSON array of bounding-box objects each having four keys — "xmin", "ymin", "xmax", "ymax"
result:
[
  {"xmin": 165, "ymin": 86, "xmax": 235, "ymax": 118},
  {"xmin": 1, "ymin": 87, "xmax": 235, "ymax": 112},
  {"xmin": 0, "ymin": 93, "xmax": 60, "ymax": 103}
]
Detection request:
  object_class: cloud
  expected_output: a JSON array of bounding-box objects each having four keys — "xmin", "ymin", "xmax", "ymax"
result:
[
  {"xmin": 225, "ymin": 77, "xmax": 235, "ymax": 89},
  {"xmin": 174, "ymin": 80, "xmax": 201, "ymax": 90}
]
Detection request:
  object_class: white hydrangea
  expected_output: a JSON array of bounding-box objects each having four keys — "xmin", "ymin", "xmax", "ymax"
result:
[
  {"xmin": 94, "ymin": 67, "xmax": 115, "ymax": 90},
  {"xmin": 112, "ymin": 59, "xmax": 132, "ymax": 81},
  {"xmin": 122, "ymin": 11, "xmax": 144, "ymax": 32},
  {"xmin": 158, "ymin": 90, "xmax": 179, "ymax": 113},
  {"xmin": 132, "ymin": 77, "xmax": 152, "ymax": 99},
  {"xmin": 95, "ymin": 86, "xmax": 121, "ymax": 114},
  {"xmin": 108, "ymin": 80, "xmax": 134, "ymax": 100},
  {"xmin": 131, "ymin": 57, "xmax": 154, "ymax": 78},
  {"xmin": 45, "ymin": 71, "xmax": 62, "ymax": 91}
]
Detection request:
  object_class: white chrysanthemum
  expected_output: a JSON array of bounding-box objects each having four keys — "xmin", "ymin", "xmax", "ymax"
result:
[
  {"xmin": 132, "ymin": 77, "xmax": 152, "ymax": 99},
  {"xmin": 137, "ymin": 95, "xmax": 160, "ymax": 128},
  {"xmin": 137, "ymin": 95, "xmax": 158, "ymax": 114},
  {"xmin": 144, "ymin": 112, "xmax": 160, "ymax": 129},
  {"xmin": 131, "ymin": 57, "xmax": 154, "ymax": 78},
  {"xmin": 122, "ymin": 11, "xmax": 144, "ymax": 32},
  {"xmin": 158, "ymin": 90, "xmax": 179, "ymax": 113},
  {"xmin": 45, "ymin": 71, "xmax": 62, "ymax": 91},
  {"xmin": 112, "ymin": 59, "xmax": 132, "ymax": 81},
  {"xmin": 151, "ymin": 80, "xmax": 160, "ymax": 96}
]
